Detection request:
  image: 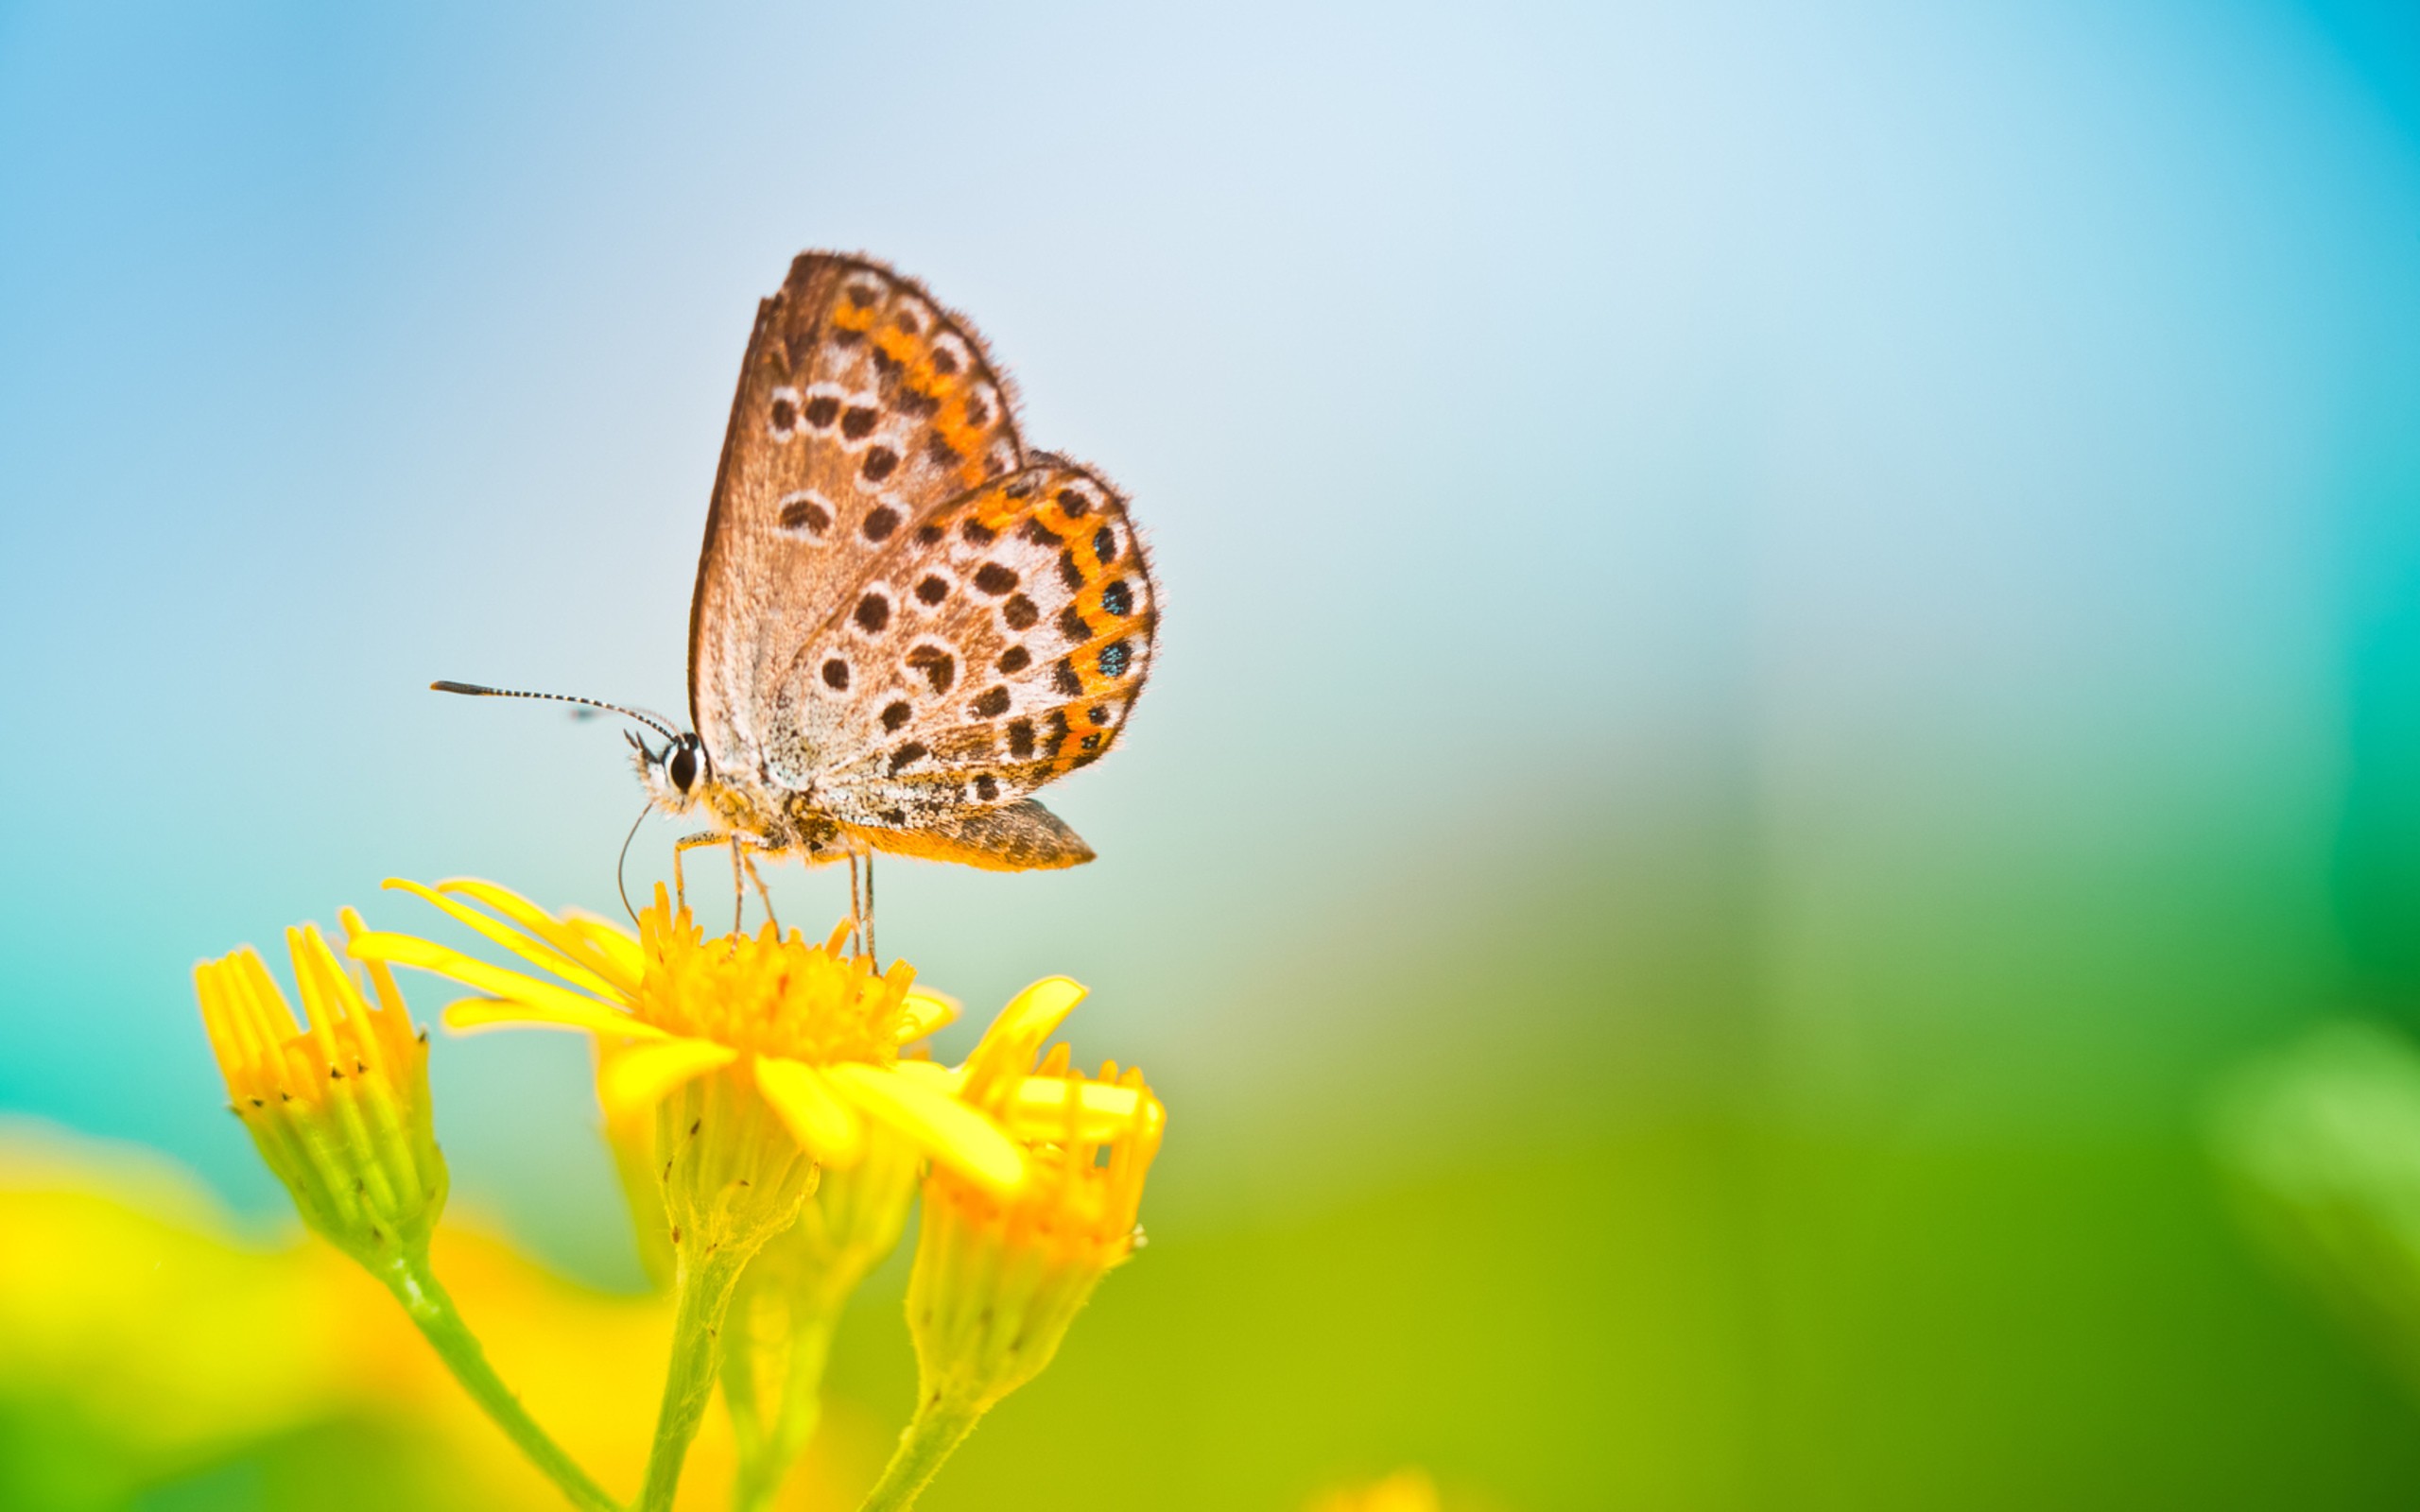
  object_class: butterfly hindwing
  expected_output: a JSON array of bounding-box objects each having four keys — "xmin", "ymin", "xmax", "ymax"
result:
[
  {"xmin": 790, "ymin": 456, "xmax": 1160, "ymax": 833},
  {"xmin": 688, "ymin": 253, "xmax": 1024, "ymax": 786}
]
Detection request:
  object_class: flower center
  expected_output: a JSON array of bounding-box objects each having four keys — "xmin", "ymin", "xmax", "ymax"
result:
[{"xmin": 631, "ymin": 902, "xmax": 908, "ymax": 1065}]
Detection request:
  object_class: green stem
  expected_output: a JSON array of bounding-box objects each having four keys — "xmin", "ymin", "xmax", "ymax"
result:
[
  {"xmin": 718, "ymin": 1291, "xmax": 772, "ymax": 1479},
  {"xmin": 733, "ymin": 1293, "xmax": 843, "ymax": 1512},
  {"xmin": 856, "ymin": 1395, "xmax": 986, "ymax": 1512},
  {"xmin": 639, "ymin": 1246, "xmax": 752, "ymax": 1512},
  {"xmin": 372, "ymin": 1246, "xmax": 620, "ymax": 1512}
]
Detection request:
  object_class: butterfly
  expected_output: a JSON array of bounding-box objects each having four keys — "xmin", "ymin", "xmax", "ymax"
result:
[{"xmin": 441, "ymin": 253, "xmax": 1158, "ymax": 930}]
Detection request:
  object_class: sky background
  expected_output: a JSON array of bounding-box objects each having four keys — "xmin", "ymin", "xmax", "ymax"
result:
[{"xmin": 6, "ymin": 1, "xmax": 2420, "ymax": 1508}]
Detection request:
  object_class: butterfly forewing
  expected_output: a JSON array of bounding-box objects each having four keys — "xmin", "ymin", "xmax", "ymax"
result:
[
  {"xmin": 799, "ymin": 456, "xmax": 1159, "ymax": 831},
  {"xmin": 688, "ymin": 254, "xmax": 1024, "ymax": 786}
]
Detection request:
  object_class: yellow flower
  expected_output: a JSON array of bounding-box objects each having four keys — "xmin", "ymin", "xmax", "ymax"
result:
[
  {"xmin": 347, "ymin": 878, "xmax": 1023, "ymax": 1196},
  {"xmin": 904, "ymin": 976, "xmax": 1165, "ymax": 1414},
  {"xmin": 1307, "ymin": 1470, "xmax": 1443, "ymax": 1512},
  {"xmin": 193, "ymin": 909, "xmax": 446, "ymax": 1265}
]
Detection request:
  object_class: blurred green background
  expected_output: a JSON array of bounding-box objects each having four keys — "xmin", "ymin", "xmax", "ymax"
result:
[{"xmin": 8, "ymin": 0, "xmax": 2420, "ymax": 1506}]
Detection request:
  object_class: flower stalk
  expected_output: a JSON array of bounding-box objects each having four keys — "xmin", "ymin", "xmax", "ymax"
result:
[
  {"xmin": 857, "ymin": 1396, "xmax": 986, "ymax": 1512},
  {"xmin": 639, "ymin": 1242, "xmax": 755, "ymax": 1512},
  {"xmin": 372, "ymin": 1246, "xmax": 622, "ymax": 1512}
]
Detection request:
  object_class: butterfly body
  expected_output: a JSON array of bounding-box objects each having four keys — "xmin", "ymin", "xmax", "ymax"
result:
[{"xmin": 630, "ymin": 252, "xmax": 1157, "ymax": 876}]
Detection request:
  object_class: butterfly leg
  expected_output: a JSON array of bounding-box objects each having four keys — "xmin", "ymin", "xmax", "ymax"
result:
[
  {"xmin": 863, "ymin": 851, "xmax": 876, "ymax": 968},
  {"xmin": 672, "ymin": 831, "xmax": 727, "ymax": 915},
  {"xmin": 846, "ymin": 852, "xmax": 864, "ymax": 957},
  {"xmin": 727, "ymin": 837, "xmax": 747, "ymax": 936},
  {"xmin": 739, "ymin": 848, "xmax": 780, "ymax": 934}
]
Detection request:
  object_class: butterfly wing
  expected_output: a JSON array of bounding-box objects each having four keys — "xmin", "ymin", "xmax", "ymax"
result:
[
  {"xmin": 792, "ymin": 455, "xmax": 1160, "ymax": 864},
  {"xmin": 803, "ymin": 455, "xmax": 1161, "ymax": 856},
  {"xmin": 688, "ymin": 253, "xmax": 1024, "ymax": 786}
]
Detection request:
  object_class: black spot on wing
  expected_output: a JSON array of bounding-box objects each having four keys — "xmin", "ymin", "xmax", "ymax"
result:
[{"xmin": 908, "ymin": 645, "xmax": 956, "ymax": 695}]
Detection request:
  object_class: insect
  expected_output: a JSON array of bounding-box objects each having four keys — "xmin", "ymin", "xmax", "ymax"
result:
[{"xmin": 439, "ymin": 252, "xmax": 1159, "ymax": 945}]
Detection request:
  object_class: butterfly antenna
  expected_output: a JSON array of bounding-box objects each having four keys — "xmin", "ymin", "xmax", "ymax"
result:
[
  {"xmin": 615, "ymin": 799, "xmax": 650, "ymax": 926},
  {"xmin": 430, "ymin": 680, "xmax": 684, "ymax": 745}
]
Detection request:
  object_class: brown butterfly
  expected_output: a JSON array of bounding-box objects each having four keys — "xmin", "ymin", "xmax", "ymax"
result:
[{"xmin": 440, "ymin": 253, "xmax": 1159, "ymax": 936}]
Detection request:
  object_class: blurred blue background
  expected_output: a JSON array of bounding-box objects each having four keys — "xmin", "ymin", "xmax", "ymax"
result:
[{"xmin": 6, "ymin": 1, "xmax": 2420, "ymax": 1506}]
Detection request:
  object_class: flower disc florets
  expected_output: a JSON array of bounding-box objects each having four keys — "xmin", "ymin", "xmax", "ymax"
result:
[{"xmin": 635, "ymin": 898, "xmax": 907, "ymax": 1066}]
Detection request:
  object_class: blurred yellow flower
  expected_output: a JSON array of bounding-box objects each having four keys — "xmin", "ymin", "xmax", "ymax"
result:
[
  {"xmin": 349, "ymin": 877, "xmax": 1022, "ymax": 1195},
  {"xmin": 0, "ymin": 1123, "xmax": 858, "ymax": 1510},
  {"xmin": 1309, "ymin": 1469, "xmax": 1443, "ymax": 1512},
  {"xmin": 193, "ymin": 909, "xmax": 446, "ymax": 1265}
]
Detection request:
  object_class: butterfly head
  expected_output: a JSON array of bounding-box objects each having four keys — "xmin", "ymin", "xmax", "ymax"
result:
[{"xmin": 629, "ymin": 728, "xmax": 710, "ymax": 815}]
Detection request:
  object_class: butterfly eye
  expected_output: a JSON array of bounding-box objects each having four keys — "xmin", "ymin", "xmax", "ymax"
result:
[{"xmin": 668, "ymin": 745, "xmax": 699, "ymax": 793}]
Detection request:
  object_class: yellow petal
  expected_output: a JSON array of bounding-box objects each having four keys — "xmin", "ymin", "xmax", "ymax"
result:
[
  {"xmin": 889, "ymin": 1058, "xmax": 961, "ymax": 1089},
  {"xmin": 753, "ymin": 1057, "xmax": 863, "ymax": 1164},
  {"xmin": 597, "ymin": 1038, "xmax": 736, "ymax": 1113},
  {"xmin": 959, "ymin": 976, "xmax": 1089, "ymax": 1109},
  {"xmin": 437, "ymin": 878, "xmax": 644, "ymax": 995},
  {"xmin": 349, "ymin": 929, "xmax": 640, "ymax": 1034},
  {"xmin": 825, "ymin": 1061, "xmax": 1025, "ymax": 1194},
  {"xmin": 895, "ymin": 988, "xmax": 960, "ymax": 1043},
  {"xmin": 339, "ymin": 906, "xmax": 411, "ymax": 1021},
  {"xmin": 1001, "ymin": 1074, "xmax": 1148, "ymax": 1143},
  {"xmin": 563, "ymin": 912, "xmax": 646, "ymax": 987},
  {"xmin": 381, "ymin": 878, "xmax": 628, "ymax": 1002},
  {"xmin": 441, "ymin": 995, "xmax": 669, "ymax": 1040}
]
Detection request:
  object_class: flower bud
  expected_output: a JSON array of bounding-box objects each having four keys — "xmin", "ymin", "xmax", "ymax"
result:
[{"xmin": 195, "ymin": 910, "xmax": 446, "ymax": 1265}]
